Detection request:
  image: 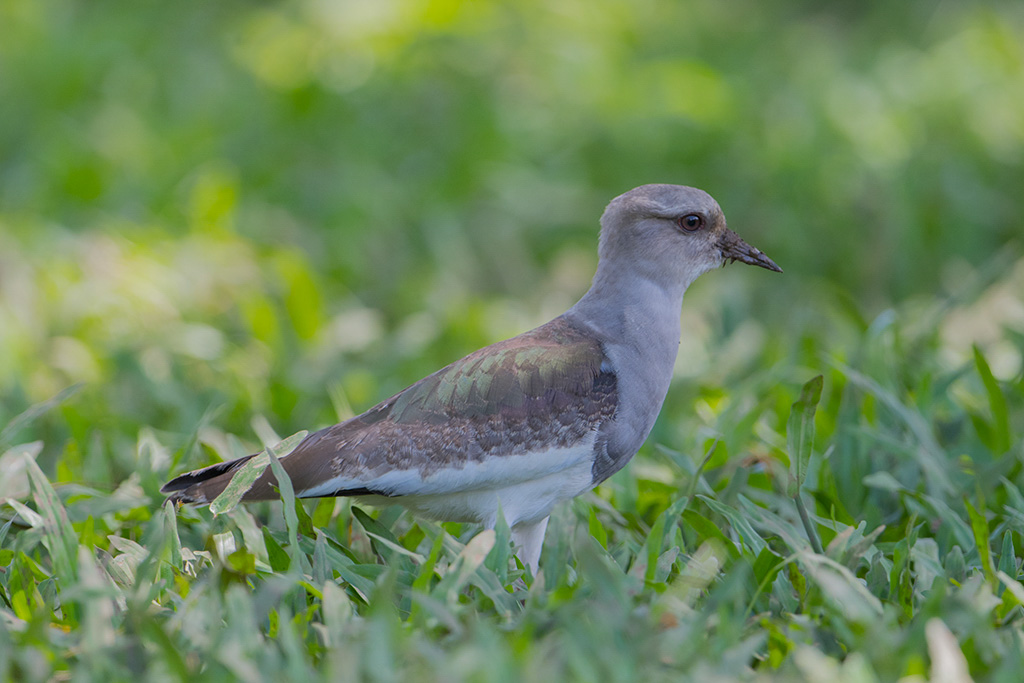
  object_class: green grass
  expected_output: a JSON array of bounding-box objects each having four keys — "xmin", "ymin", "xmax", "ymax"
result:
[
  {"xmin": 2, "ymin": 260, "xmax": 1023, "ymax": 680},
  {"xmin": 2, "ymin": 0, "xmax": 1024, "ymax": 679}
]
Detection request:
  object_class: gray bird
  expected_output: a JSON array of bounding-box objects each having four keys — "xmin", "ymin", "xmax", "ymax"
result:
[{"xmin": 162, "ymin": 184, "xmax": 781, "ymax": 572}]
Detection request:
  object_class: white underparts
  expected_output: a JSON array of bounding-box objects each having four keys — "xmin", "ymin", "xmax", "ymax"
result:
[{"xmin": 298, "ymin": 432, "xmax": 599, "ymax": 528}]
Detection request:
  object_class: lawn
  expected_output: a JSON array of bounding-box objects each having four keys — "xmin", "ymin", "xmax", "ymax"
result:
[{"xmin": 1, "ymin": 1, "xmax": 1023, "ymax": 680}]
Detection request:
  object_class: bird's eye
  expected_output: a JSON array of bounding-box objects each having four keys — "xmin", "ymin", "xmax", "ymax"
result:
[{"xmin": 678, "ymin": 214, "xmax": 704, "ymax": 232}]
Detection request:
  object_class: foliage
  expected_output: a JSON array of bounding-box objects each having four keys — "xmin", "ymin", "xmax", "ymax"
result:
[{"xmin": 1, "ymin": 0, "xmax": 1023, "ymax": 680}]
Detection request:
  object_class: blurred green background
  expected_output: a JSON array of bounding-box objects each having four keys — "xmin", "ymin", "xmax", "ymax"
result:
[{"xmin": 0, "ymin": 0, "xmax": 1021, "ymax": 479}]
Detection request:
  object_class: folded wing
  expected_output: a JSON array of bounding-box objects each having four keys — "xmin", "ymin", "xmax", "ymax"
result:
[{"xmin": 162, "ymin": 316, "xmax": 617, "ymax": 505}]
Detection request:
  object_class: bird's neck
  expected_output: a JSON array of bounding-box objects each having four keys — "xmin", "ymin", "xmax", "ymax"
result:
[{"xmin": 567, "ymin": 264, "xmax": 687, "ymax": 344}]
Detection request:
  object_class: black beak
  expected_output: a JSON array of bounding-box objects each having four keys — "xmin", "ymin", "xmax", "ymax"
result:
[{"xmin": 717, "ymin": 228, "xmax": 782, "ymax": 273}]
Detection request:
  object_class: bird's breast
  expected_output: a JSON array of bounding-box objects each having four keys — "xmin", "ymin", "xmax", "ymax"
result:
[{"xmin": 591, "ymin": 307, "xmax": 681, "ymax": 483}]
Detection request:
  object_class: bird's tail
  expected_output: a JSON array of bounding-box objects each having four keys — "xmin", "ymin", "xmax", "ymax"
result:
[{"xmin": 161, "ymin": 454, "xmax": 265, "ymax": 505}]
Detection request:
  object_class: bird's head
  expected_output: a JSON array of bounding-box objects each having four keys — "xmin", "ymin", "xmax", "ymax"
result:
[{"xmin": 598, "ymin": 184, "xmax": 781, "ymax": 292}]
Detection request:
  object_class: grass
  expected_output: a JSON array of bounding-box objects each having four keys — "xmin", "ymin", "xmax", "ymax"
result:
[{"xmin": 1, "ymin": 253, "xmax": 1023, "ymax": 681}]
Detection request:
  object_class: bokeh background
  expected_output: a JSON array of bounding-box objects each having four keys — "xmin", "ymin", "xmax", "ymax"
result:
[{"xmin": 1, "ymin": 0, "xmax": 1022, "ymax": 481}]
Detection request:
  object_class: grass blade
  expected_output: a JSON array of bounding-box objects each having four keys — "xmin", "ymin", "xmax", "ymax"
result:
[
  {"xmin": 966, "ymin": 499, "xmax": 997, "ymax": 586},
  {"xmin": 24, "ymin": 455, "xmax": 79, "ymax": 585},
  {"xmin": 787, "ymin": 375, "xmax": 824, "ymax": 554},
  {"xmin": 209, "ymin": 430, "xmax": 306, "ymax": 515},
  {"xmin": 787, "ymin": 375, "xmax": 823, "ymax": 497},
  {"xmin": 973, "ymin": 345, "xmax": 1011, "ymax": 454}
]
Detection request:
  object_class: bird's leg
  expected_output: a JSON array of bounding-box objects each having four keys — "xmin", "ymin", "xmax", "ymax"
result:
[{"xmin": 510, "ymin": 516, "xmax": 549, "ymax": 576}]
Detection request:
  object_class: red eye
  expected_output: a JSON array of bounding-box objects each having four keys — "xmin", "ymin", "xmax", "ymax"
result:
[{"xmin": 678, "ymin": 213, "xmax": 704, "ymax": 232}]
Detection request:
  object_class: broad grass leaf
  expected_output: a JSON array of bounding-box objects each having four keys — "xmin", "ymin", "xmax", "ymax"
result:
[
  {"xmin": 750, "ymin": 547, "xmax": 787, "ymax": 604},
  {"xmin": 484, "ymin": 504, "xmax": 512, "ymax": 582},
  {"xmin": 352, "ymin": 507, "xmax": 418, "ymax": 576},
  {"xmin": 162, "ymin": 500, "xmax": 183, "ymax": 570},
  {"xmin": 973, "ymin": 345, "xmax": 1011, "ymax": 454},
  {"xmin": 698, "ymin": 496, "xmax": 766, "ymax": 556},
  {"xmin": 825, "ymin": 521, "xmax": 885, "ymax": 569},
  {"xmin": 262, "ymin": 527, "xmax": 290, "ymax": 572},
  {"xmin": 25, "ymin": 455, "xmax": 79, "ymax": 585},
  {"xmin": 588, "ymin": 508, "xmax": 608, "ymax": 549},
  {"xmin": 965, "ymin": 499, "xmax": 996, "ymax": 585},
  {"xmin": 997, "ymin": 531, "xmax": 1016, "ymax": 581},
  {"xmin": 683, "ymin": 509, "xmax": 739, "ymax": 559},
  {"xmin": 435, "ymin": 530, "xmax": 495, "ymax": 601},
  {"xmin": 209, "ymin": 452, "xmax": 270, "ymax": 516},
  {"xmin": 924, "ymin": 619, "xmax": 973, "ymax": 683},
  {"xmin": 6, "ymin": 499, "xmax": 43, "ymax": 528},
  {"xmin": 210, "ymin": 430, "xmax": 306, "ymax": 515},
  {"xmin": 997, "ymin": 571, "xmax": 1024, "ymax": 610},
  {"xmin": 267, "ymin": 436, "xmax": 306, "ymax": 573},
  {"xmin": 361, "ymin": 531, "xmax": 426, "ymax": 564},
  {"xmin": 312, "ymin": 531, "xmax": 331, "ymax": 586},
  {"xmin": 637, "ymin": 493, "xmax": 690, "ymax": 583},
  {"xmin": 800, "ymin": 552, "xmax": 883, "ymax": 623},
  {"xmin": 787, "ymin": 375, "xmax": 823, "ymax": 497},
  {"xmin": 945, "ymin": 546, "xmax": 967, "ymax": 583},
  {"xmin": 411, "ymin": 533, "xmax": 444, "ymax": 595},
  {"xmin": 351, "ymin": 507, "xmax": 398, "ymax": 547}
]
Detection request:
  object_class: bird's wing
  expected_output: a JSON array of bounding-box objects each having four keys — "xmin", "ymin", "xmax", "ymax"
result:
[{"xmin": 164, "ymin": 316, "xmax": 617, "ymax": 503}]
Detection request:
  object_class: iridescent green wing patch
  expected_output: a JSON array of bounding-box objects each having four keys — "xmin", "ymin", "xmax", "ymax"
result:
[{"xmin": 388, "ymin": 317, "xmax": 606, "ymax": 423}]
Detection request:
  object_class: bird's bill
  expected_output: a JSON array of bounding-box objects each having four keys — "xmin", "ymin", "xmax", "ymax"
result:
[{"xmin": 717, "ymin": 229, "xmax": 782, "ymax": 273}]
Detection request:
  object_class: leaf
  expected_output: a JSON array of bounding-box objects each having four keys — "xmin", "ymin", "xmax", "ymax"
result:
[
  {"xmin": 435, "ymin": 530, "xmax": 495, "ymax": 601},
  {"xmin": 352, "ymin": 507, "xmax": 399, "ymax": 547},
  {"xmin": 997, "ymin": 531, "xmax": 1016, "ymax": 583},
  {"xmin": 484, "ymin": 503, "xmax": 512, "ymax": 582},
  {"xmin": 262, "ymin": 527, "xmax": 290, "ymax": 572},
  {"xmin": 267, "ymin": 436, "xmax": 304, "ymax": 572},
  {"xmin": 588, "ymin": 508, "xmax": 608, "ymax": 549},
  {"xmin": 362, "ymin": 531, "xmax": 426, "ymax": 564},
  {"xmin": 210, "ymin": 430, "xmax": 306, "ymax": 515},
  {"xmin": 752, "ymin": 547, "xmax": 785, "ymax": 588},
  {"xmin": 163, "ymin": 500, "xmax": 183, "ymax": 570},
  {"xmin": 800, "ymin": 552, "xmax": 884, "ymax": 623},
  {"xmin": 997, "ymin": 571, "xmax": 1024, "ymax": 609},
  {"xmin": 973, "ymin": 345, "xmax": 1010, "ymax": 454},
  {"xmin": 411, "ymin": 533, "xmax": 444, "ymax": 596},
  {"xmin": 699, "ymin": 496, "xmax": 767, "ymax": 556},
  {"xmin": 25, "ymin": 455, "xmax": 79, "ymax": 585},
  {"xmin": 209, "ymin": 453, "xmax": 270, "ymax": 516},
  {"xmin": 787, "ymin": 375, "xmax": 823, "ymax": 497},
  {"xmin": 965, "ymin": 499, "xmax": 996, "ymax": 586}
]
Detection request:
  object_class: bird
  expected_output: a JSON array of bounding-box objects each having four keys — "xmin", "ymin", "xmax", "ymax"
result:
[{"xmin": 162, "ymin": 184, "xmax": 781, "ymax": 573}]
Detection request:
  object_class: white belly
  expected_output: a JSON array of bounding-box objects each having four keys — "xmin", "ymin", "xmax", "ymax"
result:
[{"xmin": 386, "ymin": 457, "xmax": 596, "ymax": 527}]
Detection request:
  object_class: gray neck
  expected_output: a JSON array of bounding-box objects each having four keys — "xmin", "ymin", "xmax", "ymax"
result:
[
  {"xmin": 568, "ymin": 270, "xmax": 686, "ymax": 341},
  {"xmin": 565, "ymin": 269, "xmax": 688, "ymax": 481}
]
